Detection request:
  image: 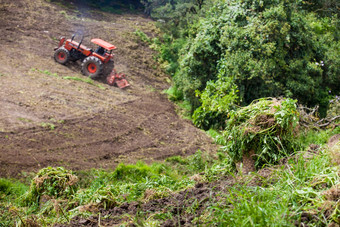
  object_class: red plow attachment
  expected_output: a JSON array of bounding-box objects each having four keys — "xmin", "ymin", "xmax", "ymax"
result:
[{"xmin": 106, "ymin": 69, "xmax": 130, "ymax": 88}]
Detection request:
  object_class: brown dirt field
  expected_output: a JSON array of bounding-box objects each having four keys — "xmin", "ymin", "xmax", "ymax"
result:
[{"xmin": 0, "ymin": 0, "xmax": 217, "ymax": 177}]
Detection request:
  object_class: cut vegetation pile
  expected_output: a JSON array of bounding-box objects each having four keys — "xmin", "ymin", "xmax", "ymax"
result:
[
  {"xmin": 218, "ymin": 98, "xmax": 301, "ymax": 171},
  {"xmin": 23, "ymin": 167, "xmax": 79, "ymax": 205}
]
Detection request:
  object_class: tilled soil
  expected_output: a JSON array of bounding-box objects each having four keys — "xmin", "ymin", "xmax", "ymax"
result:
[
  {"xmin": 0, "ymin": 0, "xmax": 217, "ymax": 177},
  {"xmin": 55, "ymin": 177, "xmax": 236, "ymax": 227}
]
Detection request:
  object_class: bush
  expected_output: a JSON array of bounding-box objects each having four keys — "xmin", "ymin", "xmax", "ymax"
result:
[
  {"xmin": 173, "ymin": 0, "xmax": 339, "ymax": 118},
  {"xmin": 193, "ymin": 75, "xmax": 239, "ymax": 129}
]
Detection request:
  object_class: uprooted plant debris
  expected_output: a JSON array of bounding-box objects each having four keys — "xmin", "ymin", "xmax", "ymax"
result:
[{"xmin": 218, "ymin": 98, "xmax": 301, "ymax": 171}]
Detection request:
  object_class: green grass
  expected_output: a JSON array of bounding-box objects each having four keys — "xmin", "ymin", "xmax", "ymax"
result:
[
  {"xmin": 134, "ymin": 29, "xmax": 152, "ymax": 44},
  {"xmin": 40, "ymin": 122, "xmax": 56, "ymax": 130},
  {"xmin": 0, "ymin": 179, "xmax": 29, "ymax": 226},
  {"xmin": 204, "ymin": 147, "xmax": 339, "ymax": 226},
  {"xmin": 31, "ymin": 68, "xmax": 107, "ymax": 90},
  {"xmin": 63, "ymin": 76, "xmax": 106, "ymax": 90},
  {"xmin": 299, "ymin": 126, "xmax": 340, "ymax": 148},
  {"xmin": 0, "ymin": 178, "xmax": 28, "ymax": 200}
]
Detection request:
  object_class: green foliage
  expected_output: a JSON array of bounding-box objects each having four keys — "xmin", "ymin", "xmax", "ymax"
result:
[
  {"xmin": 219, "ymin": 98, "xmax": 301, "ymax": 169},
  {"xmin": 297, "ymin": 0, "xmax": 339, "ymax": 16},
  {"xmin": 157, "ymin": 35, "xmax": 187, "ymax": 76},
  {"xmin": 211, "ymin": 186, "xmax": 292, "ymax": 226},
  {"xmin": 193, "ymin": 75, "xmax": 239, "ymax": 129},
  {"xmin": 166, "ymin": 150, "xmax": 213, "ymax": 175},
  {"xmin": 173, "ymin": 0, "xmax": 339, "ymax": 118},
  {"xmin": 69, "ymin": 161, "xmax": 199, "ymax": 209},
  {"xmin": 165, "ymin": 85, "xmax": 184, "ymax": 101},
  {"xmin": 328, "ymin": 95, "xmax": 340, "ymax": 117},
  {"xmin": 134, "ymin": 29, "xmax": 152, "ymax": 44},
  {"xmin": 141, "ymin": 0, "xmax": 208, "ymax": 19},
  {"xmin": 112, "ymin": 161, "xmax": 163, "ymax": 182},
  {"xmin": 208, "ymin": 149, "xmax": 339, "ymax": 226},
  {"xmin": 0, "ymin": 179, "xmax": 28, "ymax": 201},
  {"xmin": 22, "ymin": 167, "xmax": 78, "ymax": 205},
  {"xmin": 188, "ymin": 150, "xmax": 206, "ymax": 171},
  {"xmin": 274, "ymin": 98, "xmax": 299, "ymax": 129},
  {"xmin": 299, "ymin": 125, "xmax": 340, "ymax": 148}
]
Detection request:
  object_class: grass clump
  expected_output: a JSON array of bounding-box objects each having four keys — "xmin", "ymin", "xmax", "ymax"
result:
[
  {"xmin": 0, "ymin": 179, "xmax": 28, "ymax": 201},
  {"xmin": 299, "ymin": 126, "xmax": 340, "ymax": 149},
  {"xmin": 63, "ymin": 76, "xmax": 106, "ymax": 90},
  {"xmin": 31, "ymin": 68, "xmax": 106, "ymax": 90},
  {"xmin": 134, "ymin": 29, "xmax": 152, "ymax": 44}
]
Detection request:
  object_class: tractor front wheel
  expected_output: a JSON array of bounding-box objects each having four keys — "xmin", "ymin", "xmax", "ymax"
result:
[
  {"xmin": 82, "ymin": 56, "xmax": 103, "ymax": 78},
  {"xmin": 54, "ymin": 47, "xmax": 70, "ymax": 65}
]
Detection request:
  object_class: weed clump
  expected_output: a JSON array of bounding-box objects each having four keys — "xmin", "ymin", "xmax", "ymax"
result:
[
  {"xmin": 219, "ymin": 98, "xmax": 301, "ymax": 170},
  {"xmin": 23, "ymin": 167, "xmax": 78, "ymax": 205}
]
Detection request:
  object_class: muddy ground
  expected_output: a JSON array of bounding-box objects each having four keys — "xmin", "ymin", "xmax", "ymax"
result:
[{"xmin": 0, "ymin": 0, "xmax": 217, "ymax": 178}]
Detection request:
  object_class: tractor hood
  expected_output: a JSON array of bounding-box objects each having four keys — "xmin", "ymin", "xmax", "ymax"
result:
[{"xmin": 91, "ymin": 38, "xmax": 117, "ymax": 50}]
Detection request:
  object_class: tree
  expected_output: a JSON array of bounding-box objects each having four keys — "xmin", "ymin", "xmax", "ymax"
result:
[{"xmin": 173, "ymin": 0, "xmax": 339, "ymax": 128}]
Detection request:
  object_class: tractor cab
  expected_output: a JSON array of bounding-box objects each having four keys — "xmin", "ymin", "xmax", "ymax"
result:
[
  {"xmin": 91, "ymin": 38, "xmax": 117, "ymax": 63},
  {"xmin": 95, "ymin": 46, "xmax": 105, "ymax": 56}
]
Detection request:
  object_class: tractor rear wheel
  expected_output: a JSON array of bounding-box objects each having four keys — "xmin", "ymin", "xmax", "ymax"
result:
[
  {"xmin": 82, "ymin": 56, "xmax": 103, "ymax": 78},
  {"xmin": 54, "ymin": 47, "xmax": 70, "ymax": 65}
]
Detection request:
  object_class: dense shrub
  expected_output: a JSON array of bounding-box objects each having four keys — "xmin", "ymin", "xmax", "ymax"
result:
[
  {"xmin": 193, "ymin": 75, "xmax": 239, "ymax": 129},
  {"xmin": 173, "ymin": 0, "xmax": 339, "ymax": 124}
]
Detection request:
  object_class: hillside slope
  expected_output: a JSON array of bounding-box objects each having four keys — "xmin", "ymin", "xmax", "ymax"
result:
[{"xmin": 0, "ymin": 0, "xmax": 216, "ymax": 177}]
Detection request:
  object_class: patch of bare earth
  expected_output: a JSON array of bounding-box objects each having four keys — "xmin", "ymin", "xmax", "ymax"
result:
[{"xmin": 0, "ymin": 0, "xmax": 217, "ymax": 177}]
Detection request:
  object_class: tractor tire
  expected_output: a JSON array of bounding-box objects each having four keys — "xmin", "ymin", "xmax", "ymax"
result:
[
  {"xmin": 54, "ymin": 47, "xmax": 70, "ymax": 65},
  {"xmin": 81, "ymin": 56, "xmax": 103, "ymax": 79}
]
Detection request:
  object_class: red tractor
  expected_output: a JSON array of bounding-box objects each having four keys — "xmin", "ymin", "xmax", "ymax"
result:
[{"xmin": 54, "ymin": 34, "xmax": 129, "ymax": 88}]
